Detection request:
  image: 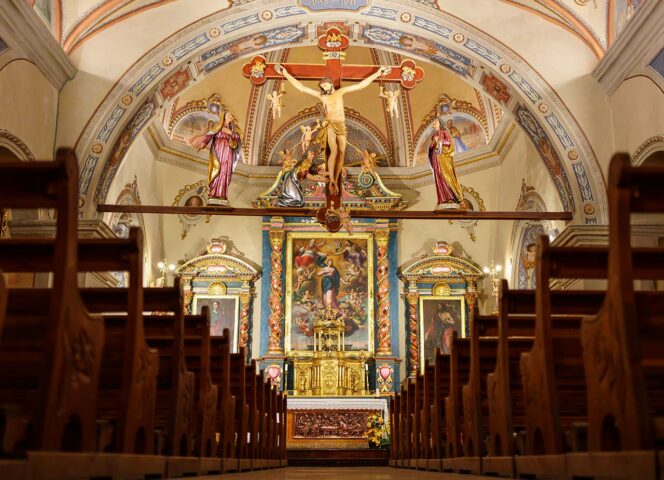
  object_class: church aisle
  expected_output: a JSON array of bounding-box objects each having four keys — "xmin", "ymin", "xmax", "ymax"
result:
[{"xmin": 196, "ymin": 467, "xmax": 490, "ymax": 479}]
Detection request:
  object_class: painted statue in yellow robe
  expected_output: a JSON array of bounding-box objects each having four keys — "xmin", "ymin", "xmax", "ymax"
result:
[{"xmin": 428, "ymin": 117, "xmax": 463, "ymax": 209}]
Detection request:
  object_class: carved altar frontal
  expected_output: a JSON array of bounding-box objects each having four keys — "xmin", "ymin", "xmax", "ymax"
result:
[{"xmin": 287, "ymin": 397, "xmax": 388, "ymax": 449}]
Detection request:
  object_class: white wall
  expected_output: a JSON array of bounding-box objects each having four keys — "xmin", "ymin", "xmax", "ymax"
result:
[{"xmin": 0, "ymin": 59, "xmax": 58, "ymax": 159}]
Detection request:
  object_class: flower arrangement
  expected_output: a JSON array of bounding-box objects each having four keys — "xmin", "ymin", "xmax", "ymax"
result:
[{"xmin": 364, "ymin": 412, "xmax": 390, "ymax": 448}]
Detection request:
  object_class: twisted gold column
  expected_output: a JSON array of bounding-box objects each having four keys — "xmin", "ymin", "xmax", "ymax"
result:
[
  {"xmin": 406, "ymin": 292, "xmax": 419, "ymax": 377},
  {"xmin": 239, "ymin": 290, "xmax": 251, "ymax": 352},
  {"xmin": 268, "ymin": 230, "xmax": 285, "ymax": 354},
  {"xmin": 375, "ymin": 230, "xmax": 391, "ymax": 355}
]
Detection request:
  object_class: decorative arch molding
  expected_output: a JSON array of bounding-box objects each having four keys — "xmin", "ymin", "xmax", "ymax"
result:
[
  {"xmin": 264, "ymin": 105, "xmax": 391, "ymax": 167},
  {"xmin": 175, "ymin": 238, "xmax": 262, "ymax": 353},
  {"xmin": 0, "ymin": 129, "xmax": 36, "ymax": 162},
  {"xmin": 73, "ymin": 0, "xmax": 607, "ymax": 225},
  {"xmin": 108, "ymin": 175, "xmax": 145, "ymax": 238},
  {"xmin": 399, "ymin": 247, "xmax": 484, "ymax": 285},
  {"xmin": 632, "ymin": 135, "xmax": 664, "ymax": 166},
  {"xmin": 509, "ymin": 179, "xmax": 555, "ymax": 289}
]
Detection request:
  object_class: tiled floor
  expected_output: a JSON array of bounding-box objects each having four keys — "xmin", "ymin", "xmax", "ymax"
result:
[{"xmin": 196, "ymin": 467, "xmax": 490, "ymax": 479}]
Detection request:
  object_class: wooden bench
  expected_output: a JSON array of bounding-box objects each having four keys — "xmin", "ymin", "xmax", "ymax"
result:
[
  {"xmin": 230, "ymin": 351, "xmax": 251, "ymax": 471},
  {"xmin": 208, "ymin": 329, "xmax": 237, "ymax": 472},
  {"xmin": 0, "ymin": 151, "xmax": 106, "ymax": 471},
  {"xmin": 411, "ymin": 369, "xmax": 424, "ymax": 468},
  {"xmin": 0, "ymin": 271, "xmax": 6, "ymax": 338},
  {"xmin": 429, "ymin": 349, "xmax": 451, "ymax": 472},
  {"xmin": 79, "ymin": 283, "xmax": 200, "ymax": 477},
  {"xmin": 517, "ymin": 236, "xmax": 615, "ymax": 478},
  {"xmin": 417, "ymin": 362, "xmax": 435, "ymax": 470},
  {"xmin": 389, "ymin": 395, "xmax": 397, "ymax": 468},
  {"xmin": 278, "ymin": 392, "xmax": 287, "ymax": 467},
  {"xmin": 568, "ymin": 153, "xmax": 664, "ymax": 479},
  {"xmin": 443, "ymin": 335, "xmax": 473, "ymax": 473}
]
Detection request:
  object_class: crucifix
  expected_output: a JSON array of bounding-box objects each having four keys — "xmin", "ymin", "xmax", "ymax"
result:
[{"xmin": 242, "ymin": 26, "xmax": 424, "ymax": 231}]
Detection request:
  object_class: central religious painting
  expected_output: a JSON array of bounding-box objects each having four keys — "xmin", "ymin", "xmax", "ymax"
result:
[{"xmin": 285, "ymin": 232, "xmax": 374, "ymax": 354}]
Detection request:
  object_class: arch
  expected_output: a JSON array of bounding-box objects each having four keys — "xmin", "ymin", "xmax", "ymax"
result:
[
  {"xmin": 73, "ymin": 0, "xmax": 607, "ymax": 225},
  {"xmin": 0, "ymin": 129, "xmax": 36, "ymax": 162},
  {"xmin": 265, "ymin": 106, "xmax": 390, "ymax": 166},
  {"xmin": 108, "ymin": 176, "xmax": 146, "ymax": 287},
  {"xmin": 509, "ymin": 181, "xmax": 555, "ymax": 289},
  {"xmin": 632, "ymin": 135, "xmax": 664, "ymax": 166}
]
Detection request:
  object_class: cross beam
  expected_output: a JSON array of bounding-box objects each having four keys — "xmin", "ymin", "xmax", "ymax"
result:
[
  {"xmin": 242, "ymin": 26, "xmax": 424, "ymax": 89},
  {"xmin": 96, "ymin": 204, "xmax": 573, "ymax": 221}
]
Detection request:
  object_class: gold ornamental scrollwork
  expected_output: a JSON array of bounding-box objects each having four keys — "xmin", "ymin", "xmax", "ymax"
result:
[
  {"xmin": 268, "ymin": 230, "xmax": 285, "ymax": 354},
  {"xmin": 375, "ymin": 230, "xmax": 391, "ymax": 355},
  {"xmin": 406, "ymin": 292, "xmax": 419, "ymax": 377},
  {"xmin": 239, "ymin": 292, "xmax": 251, "ymax": 353},
  {"xmin": 432, "ymin": 282, "xmax": 452, "ymax": 296},
  {"xmin": 207, "ymin": 282, "xmax": 227, "ymax": 295}
]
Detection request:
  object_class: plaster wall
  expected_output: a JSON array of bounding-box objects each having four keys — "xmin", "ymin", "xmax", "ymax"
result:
[
  {"xmin": 106, "ymin": 133, "xmax": 165, "ymax": 286},
  {"xmin": 0, "ymin": 59, "xmax": 58, "ymax": 159},
  {"xmin": 155, "ymin": 159, "xmax": 265, "ymax": 358},
  {"xmin": 609, "ymin": 76, "xmax": 664, "ymax": 158}
]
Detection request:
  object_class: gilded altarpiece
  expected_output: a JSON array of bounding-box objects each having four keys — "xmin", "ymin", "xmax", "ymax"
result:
[
  {"xmin": 259, "ymin": 217, "xmax": 401, "ymax": 393},
  {"xmin": 399, "ymin": 242, "xmax": 483, "ymax": 376},
  {"xmin": 176, "ymin": 239, "xmax": 261, "ymax": 356}
]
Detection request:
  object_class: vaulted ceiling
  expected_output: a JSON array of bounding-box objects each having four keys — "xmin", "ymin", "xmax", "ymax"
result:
[
  {"xmin": 33, "ymin": 0, "xmax": 639, "ymax": 57},
  {"xmin": 26, "ymin": 0, "xmax": 646, "ymax": 224}
]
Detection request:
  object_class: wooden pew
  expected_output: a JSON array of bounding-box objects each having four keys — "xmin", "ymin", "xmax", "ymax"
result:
[
  {"xmin": 389, "ymin": 395, "xmax": 397, "ymax": 467},
  {"xmin": 244, "ymin": 360, "xmax": 260, "ymax": 469},
  {"xmin": 279, "ymin": 392, "xmax": 287, "ymax": 467},
  {"xmin": 0, "ymin": 150, "xmax": 106, "ymax": 478},
  {"xmin": 459, "ymin": 318, "xmax": 500, "ymax": 475},
  {"xmin": 398, "ymin": 383, "xmax": 409, "ymax": 467},
  {"xmin": 0, "ymin": 271, "xmax": 6, "ymax": 338},
  {"xmin": 569, "ymin": 153, "xmax": 664, "ymax": 479},
  {"xmin": 418, "ymin": 363, "xmax": 435, "ymax": 470},
  {"xmin": 517, "ymin": 236, "xmax": 612, "ymax": 478},
  {"xmin": 209, "ymin": 329, "xmax": 237, "ymax": 472},
  {"xmin": 442, "ymin": 335, "xmax": 473, "ymax": 473},
  {"xmin": 429, "ymin": 349, "xmax": 451, "ymax": 472},
  {"xmin": 411, "ymin": 370, "xmax": 424, "ymax": 468},
  {"xmin": 483, "ymin": 289, "xmax": 536, "ymax": 477},
  {"xmin": 182, "ymin": 311, "xmax": 218, "ymax": 463},
  {"xmin": 80, "ymin": 283, "xmax": 199, "ymax": 477},
  {"xmin": 405, "ymin": 378, "xmax": 416, "ymax": 468},
  {"xmin": 229, "ymin": 351, "xmax": 250, "ymax": 471}
]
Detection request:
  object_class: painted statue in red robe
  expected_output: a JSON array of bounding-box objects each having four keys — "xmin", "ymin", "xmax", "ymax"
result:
[{"xmin": 191, "ymin": 111, "xmax": 242, "ymax": 206}]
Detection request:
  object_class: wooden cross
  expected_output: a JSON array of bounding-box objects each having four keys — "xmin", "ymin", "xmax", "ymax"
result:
[
  {"xmin": 242, "ymin": 26, "xmax": 424, "ymax": 90},
  {"xmin": 242, "ymin": 25, "xmax": 425, "ymax": 231}
]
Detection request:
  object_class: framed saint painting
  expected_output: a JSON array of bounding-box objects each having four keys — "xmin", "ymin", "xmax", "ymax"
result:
[
  {"xmin": 192, "ymin": 294, "xmax": 239, "ymax": 352},
  {"xmin": 285, "ymin": 232, "xmax": 374, "ymax": 354},
  {"xmin": 419, "ymin": 295, "xmax": 466, "ymax": 368}
]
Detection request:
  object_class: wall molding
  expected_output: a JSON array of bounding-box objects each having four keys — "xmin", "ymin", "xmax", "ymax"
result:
[
  {"xmin": 593, "ymin": 0, "xmax": 664, "ymax": 96},
  {"xmin": 0, "ymin": 0, "xmax": 74, "ymax": 91}
]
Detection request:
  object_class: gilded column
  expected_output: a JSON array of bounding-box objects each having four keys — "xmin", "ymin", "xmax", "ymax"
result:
[
  {"xmin": 465, "ymin": 278, "xmax": 479, "ymax": 331},
  {"xmin": 239, "ymin": 289, "xmax": 251, "ymax": 353},
  {"xmin": 0, "ymin": 209, "xmax": 8, "ymax": 239},
  {"xmin": 406, "ymin": 291, "xmax": 419, "ymax": 377},
  {"xmin": 375, "ymin": 229, "xmax": 391, "ymax": 355},
  {"xmin": 268, "ymin": 230, "xmax": 285, "ymax": 354}
]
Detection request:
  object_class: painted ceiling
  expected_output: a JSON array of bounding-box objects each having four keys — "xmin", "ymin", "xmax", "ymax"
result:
[
  {"xmin": 159, "ymin": 45, "xmax": 502, "ymax": 168},
  {"xmin": 30, "ymin": 0, "xmax": 647, "ymax": 57}
]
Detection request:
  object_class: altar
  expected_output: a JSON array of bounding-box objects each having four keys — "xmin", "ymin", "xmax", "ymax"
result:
[{"xmin": 286, "ymin": 397, "xmax": 389, "ymax": 449}]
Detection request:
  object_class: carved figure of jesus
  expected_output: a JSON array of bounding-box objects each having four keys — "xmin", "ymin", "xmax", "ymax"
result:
[
  {"xmin": 379, "ymin": 86, "xmax": 400, "ymax": 119},
  {"xmin": 266, "ymin": 89, "xmax": 285, "ymax": 119},
  {"xmin": 274, "ymin": 63, "xmax": 391, "ymax": 195}
]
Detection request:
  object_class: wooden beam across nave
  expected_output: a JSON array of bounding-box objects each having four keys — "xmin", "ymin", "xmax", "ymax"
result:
[{"xmin": 96, "ymin": 204, "xmax": 573, "ymax": 221}]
